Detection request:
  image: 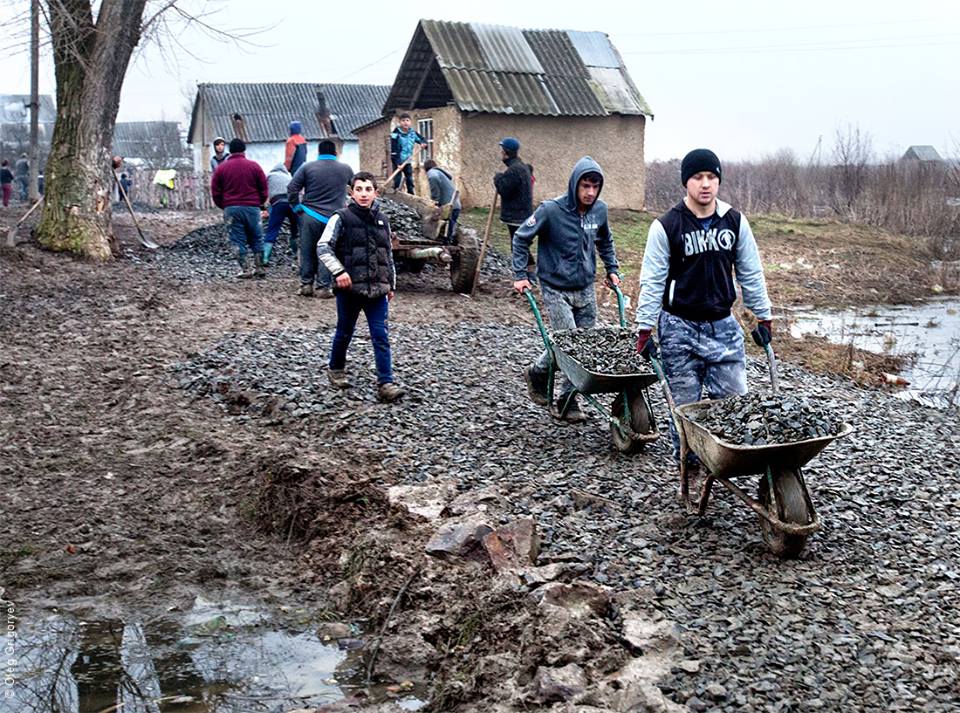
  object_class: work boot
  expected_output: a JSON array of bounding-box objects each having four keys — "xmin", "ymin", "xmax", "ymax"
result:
[
  {"xmin": 553, "ymin": 393, "xmax": 587, "ymax": 423},
  {"xmin": 327, "ymin": 369, "xmax": 350, "ymax": 389},
  {"xmin": 262, "ymin": 242, "xmax": 274, "ymax": 266},
  {"xmin": 254, "ymin": 252, "xmax": 266, "ymax": 279},
  {"xmin": 317, "ymin": 286, "xmax": 335, "ymax": 299},
  {"xmin": 523, "ymin": 366, "xmax": 549, "ymax": 407},
  {"xmin": 377, "ymin": 382, "xmax": 404, "ymax": 403},
  {"xmin": 297, "ymin": 283, "xmax": 314, "ymax": 297},
  {"xmin": 235, "ymin": 254, "xmax": 254, "ymax": 279}
]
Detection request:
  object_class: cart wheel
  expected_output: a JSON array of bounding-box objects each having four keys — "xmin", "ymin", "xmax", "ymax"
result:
[
  {"xmin": 450, "ymin": 230, "xmax": 479, "ymax": 294},
  {"xmin": 757, "ymin": 468, "xmax": 811, "ymax": 559},
  {"xmin": 610, "ymin": 390, "xmax": 653, "ymax": 453}
]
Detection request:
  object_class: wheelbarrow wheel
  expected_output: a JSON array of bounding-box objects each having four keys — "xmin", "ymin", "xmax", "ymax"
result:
[
  {"xmin": 610, "ymin": 390, "xmax": 653, "ymax": 453},
  {"xmin": 757, "ymin": 468, "xmax": 811, "ymax": 559}
]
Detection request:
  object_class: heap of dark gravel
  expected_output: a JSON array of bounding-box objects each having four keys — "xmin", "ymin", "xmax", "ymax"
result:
[
  {"xmin": 379, "ymin": 197, "xmax": 427, "ymax": 241},
  {"xmin": 148, "ymin": 222, "xmax": 297, "ymax": 281},
  {"xmin": 551, "ymin": 326, "xmax": 647, "ymax": 375},
  {"xmin": 687, "ymin": 391, "xmax": 843, "ymax": 445},
  {"xmin": 172, "ymin": 322, "xmax": 960, "ymax": 712}
]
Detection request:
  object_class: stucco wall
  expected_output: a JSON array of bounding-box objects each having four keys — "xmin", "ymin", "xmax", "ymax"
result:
[{"xmin": 461, "ymin": 114, "xmax": 645, "ymax": 210}]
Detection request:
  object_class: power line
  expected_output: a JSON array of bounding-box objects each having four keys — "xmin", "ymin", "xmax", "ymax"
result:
[
  {"xmin": 614, "ymin": 16, "xmax": 951, "ymax": 38},
  {"xmin": 334, "ymin": 47, "xmax": 404, "ymax": 82}
]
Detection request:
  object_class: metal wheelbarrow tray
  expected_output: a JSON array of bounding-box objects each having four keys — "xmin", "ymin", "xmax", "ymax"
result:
[
  {"xmin": 552, "ymin": 344, "xmax": 658, "ymax": 395},
  {"xmin": 672, "ymin": 398, "xmax": 853, "ymax": 558}
]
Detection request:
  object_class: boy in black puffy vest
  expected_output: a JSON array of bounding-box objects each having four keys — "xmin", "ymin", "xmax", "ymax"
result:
[{"xmin": 317, "ymin": 172, "xmax": 403, "ymax": 402}]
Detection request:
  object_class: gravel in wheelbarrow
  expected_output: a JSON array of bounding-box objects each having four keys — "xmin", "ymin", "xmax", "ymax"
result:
[
  {"xmin": 551, "ymin": 326, "xmax": 646, "ymax": 375},
  {"xmin": 684, "ymin": 391, "xmax": 843, "ymax": 446}
]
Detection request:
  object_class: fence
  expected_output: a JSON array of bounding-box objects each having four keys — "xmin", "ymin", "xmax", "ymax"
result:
[{"xmin": 119, "ymin": 171, "xmax": 217, "ymax": 211}]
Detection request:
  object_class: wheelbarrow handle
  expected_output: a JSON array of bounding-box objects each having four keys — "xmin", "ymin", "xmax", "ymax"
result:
[
  {"xmin": 609, "ymin": 283, "xmax": 627, "ymax": 328},
  {"xmin": 649, "ymin": 354, "xmax": 692, "ymax": 494},
  {"xmin": 522, "ymin": 288, "xmax": 552, "ymax": 351}
]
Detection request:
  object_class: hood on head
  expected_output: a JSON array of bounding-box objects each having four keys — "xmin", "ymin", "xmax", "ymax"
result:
[
  {"xmin": 270, "ymin": 162, "xmax": 288, "ymax": 174},
  {"xmin": 565, "ymin": 156, "xmax": 604, "ymax": 210}
]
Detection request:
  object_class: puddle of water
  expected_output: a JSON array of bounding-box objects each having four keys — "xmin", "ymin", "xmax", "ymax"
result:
[
  {"xmin": 2, "ymin": 596, "xmax": 426, "ymax": 713},
  {"xmin": 788, "ymin": 297, "xmax": 960, "ymax": 407}
]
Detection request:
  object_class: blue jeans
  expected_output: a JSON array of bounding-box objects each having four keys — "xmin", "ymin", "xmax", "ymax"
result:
[
  {"xmin": 658, "ymin": 312, "xmax": 747, "ymax": 463},
  {"xmin": 329, "ymin": 292, "xmax": 393, "ymax": 384},
  {"xmin": 446, "ymin": 207, "xmax": 461, "ymax": 242},
  {"xmin": 223, "ymin": 206, "xmax": 263, "ymax": 259},
  {"xmin": 265, "ymin": 200, "xmax": 299, "ymax": 254},
  {"xmin": 532, "ymin": 283, "xmax": 597, "ymax": 397},
  {"xmin": 299, "ymin": 213, "xmax": 332, "ymax": 288}
]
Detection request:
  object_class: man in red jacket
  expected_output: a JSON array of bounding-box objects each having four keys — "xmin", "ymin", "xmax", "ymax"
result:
[{"xmin": 211, "ymin": 138, "xmax": 269, "ymax": 279}]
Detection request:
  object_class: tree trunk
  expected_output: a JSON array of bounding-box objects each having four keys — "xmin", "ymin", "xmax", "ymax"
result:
[{"xmin": 36, "ymin": 0, "xmax": 147, "ymax": 260}]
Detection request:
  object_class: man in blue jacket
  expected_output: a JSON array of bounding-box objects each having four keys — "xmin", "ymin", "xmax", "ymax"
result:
[
  {"xmin": 634, "ymin": 148, "xmax": 773, "ymax": 496},
  {"xmin": 512, "ymin": 156, "xmax": 621, "ymax": 422}
]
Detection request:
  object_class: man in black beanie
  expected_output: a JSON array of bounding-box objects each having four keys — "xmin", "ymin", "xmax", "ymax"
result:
[
  {"xmin": 210, "ymin": 138, "xmax": 269, "ymax": 278},
  {"xmin": 634, "ymin": 148, "xmax": 773, "ymax": 501}
]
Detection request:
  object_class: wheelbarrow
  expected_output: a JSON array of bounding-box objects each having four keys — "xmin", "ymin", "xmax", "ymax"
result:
[
  {"xmin": 649, "ymin": 345, "xmax": 853, "ymax": 558},
  {"xmin": 524, "ymin": 285, "xmax": 660, "ymax": 453}
]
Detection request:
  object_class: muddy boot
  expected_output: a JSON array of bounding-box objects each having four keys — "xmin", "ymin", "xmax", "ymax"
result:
[
  {"xmin": 327, "ymin": 369, "xmax": 350, "ymax": 389},
  {"xmin": 523, "ymin": 366, "xmax": 549, "ymax": 407},
  {"xmin": 254, "ymin": 252, "xmax": 266, "ymax": 279},
  {"xmin": 262, "ymin": 242, "xmax": 274, "ymax": 266},
  {"xmin": 317, "ymin": 286, "xmax": 335, "ymax": 299},
  {"xmin": 553, "ymin": 393, "xmax": 587, "ymax": 423},
  {"xmin": 235, "ymin": 253, "xmax": 254, "ymax": 279},
  {"xmin": 297, "ymin": 283, "xmax": 314, "ymax": 297},
  {"xmin": 378, "ymin": 382, "xmax": 404, "ymax": 403}
]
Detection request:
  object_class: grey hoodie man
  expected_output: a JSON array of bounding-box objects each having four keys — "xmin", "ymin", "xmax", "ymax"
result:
[{"xmin": 511, "ymin": 156, "xmax": 621, "ymax": 421}]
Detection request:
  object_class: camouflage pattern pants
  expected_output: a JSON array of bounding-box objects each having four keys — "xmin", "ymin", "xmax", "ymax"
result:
[
  {"xmin": 658, "ymin": 312, "xmax": 747, "ymax": 462},
  {"xmin": 532, "ymin": 283, "xmax": 597, "ymax": 397}
]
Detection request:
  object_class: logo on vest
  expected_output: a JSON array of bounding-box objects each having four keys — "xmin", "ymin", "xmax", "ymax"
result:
[{"xmin": 683, "ymin": 228, "xmax": 735, "ymax": 256}]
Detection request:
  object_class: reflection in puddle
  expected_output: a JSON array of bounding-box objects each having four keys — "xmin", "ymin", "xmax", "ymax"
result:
[
  {"xmin": 4, "ymin": 596, "xmax": 426, "ymax": 712},
  {"xmin": 789, "ymin": 297, "xmax": 960, "ymax": 407}
]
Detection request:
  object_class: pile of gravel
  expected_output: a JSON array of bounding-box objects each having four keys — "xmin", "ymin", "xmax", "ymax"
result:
[
  {"xmin": 552, "ymin": 326, "xmax": 646, "ymax": 375},
  {"xmin": 379, "ymin": 197, "xmax": 428, "ymax": 241},
  {"xmin": 687, "ymin": 392, "xmax": 843, "ymax": 445}
]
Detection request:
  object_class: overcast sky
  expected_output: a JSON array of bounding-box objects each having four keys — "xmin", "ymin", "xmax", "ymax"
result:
[{"xmin": 1, "ymin": 0, "xmax": 958, "ymax": 161}]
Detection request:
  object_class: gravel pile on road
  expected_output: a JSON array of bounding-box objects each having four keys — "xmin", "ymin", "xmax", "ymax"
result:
[
  {"xmin": 687, "ymin": 391, "xmax": 843, "ymax": 445},
  {"xmin": 379, "ymin": 197, "xmax": 427, "ymax": 241},
  {"xmin": 552, "ymin": 326, "xmax": 647, "ymax": 374},
  {"xmin": 173, "ymin": 323, "xmax": 959, "ymax": 711},
  {"xmin": 148, "ymin": 222, "xmax": 296, "ymax": 281}
]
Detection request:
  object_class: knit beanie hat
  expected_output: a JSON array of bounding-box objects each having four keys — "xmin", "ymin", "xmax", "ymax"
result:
[
  {"xmin": 228, "ymin": 138, "xmax": 246, "ymax": 154},
  {"xmin": 290, "ymin": 121, "xmax": 303, "ymax": 135},
  {"xmin": 680, "ymin": 148, "xmax": 722, "ymax": 186}
]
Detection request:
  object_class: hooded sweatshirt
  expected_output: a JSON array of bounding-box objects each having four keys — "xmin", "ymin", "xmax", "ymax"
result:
[
  {"xmin": 512, "ymin": 156, "xmax": 619, "ymax": 291},
  {"xmin": 426, "ymin": 167, "xmax": 461, "ymax": 209},
  {"xmin": 267, "ymin": 163, "xmax": 292, "ymax": 204}
]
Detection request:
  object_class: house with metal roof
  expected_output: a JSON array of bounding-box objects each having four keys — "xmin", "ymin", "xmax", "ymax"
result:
[
  {"xmin": 0, "ymin": 94, "xmax": 56, "ymax": 160},
  {"xmin": 187, "ymin": 83, "xmax": 392, "ymax": 173},
  {"xmin": 354, "ymin": 20, "xmax": 652, "ymax": 209},
  {"xmin": 112, "ymin": 121, "xmax": 188, "ymax": 169},
  {"xmin": 901, "ymin": 145, "xmax": 943, "ymax": 163}
]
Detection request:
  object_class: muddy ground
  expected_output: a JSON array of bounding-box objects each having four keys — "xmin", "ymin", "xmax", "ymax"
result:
[{"xmin": 1, "ymin": 209, "xmax": 959, "ymax": 712}]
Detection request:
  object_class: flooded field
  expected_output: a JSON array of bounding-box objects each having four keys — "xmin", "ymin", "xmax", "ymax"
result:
[{"xmin": 789, "ymin": 297, "xmax": 960, "ymax": 407}]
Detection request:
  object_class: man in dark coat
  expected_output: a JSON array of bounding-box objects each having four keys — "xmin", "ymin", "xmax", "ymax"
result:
[{"xmin": 494, "ymin": 137, "xmax": 533, "ymax": 241}]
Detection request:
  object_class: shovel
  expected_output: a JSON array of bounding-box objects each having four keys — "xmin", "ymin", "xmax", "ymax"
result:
[
  {"xmin": 5, "ymin": 196, "xmax": 44, "ymax": 247},
  {"xmin": 384, "ymin": 160, "xmax": 411, "ymax": 192},
  {"xmin": 114, "ymin": 171, "xmax": 159, "ymax": 249}
]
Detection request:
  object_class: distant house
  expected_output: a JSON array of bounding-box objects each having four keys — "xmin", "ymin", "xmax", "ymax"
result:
[
  {"xmin": 187, "ymin": 83, "xmax": 392, "ymax": 173},
  {"xmin": 901, "ymin": 145, "xmax": 943, "ymax": 163},
  {"xmin": 0, "ymin": 94, "xmax": 55, "ymax": 160},
  {"xmin": 112, "ymin": 121, "xmax": 189, "ymax": 169},
  {"xmin": 354, "ymin": 20, "xmax": 653, "ymax": 209}
]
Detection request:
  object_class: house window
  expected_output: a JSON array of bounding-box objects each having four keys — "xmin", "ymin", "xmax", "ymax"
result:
[{"xmin": 418, "ymin": 118, "xmax": 434, "ymax": 161}]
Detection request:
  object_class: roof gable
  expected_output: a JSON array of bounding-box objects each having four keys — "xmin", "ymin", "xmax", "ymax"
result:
[
  {"xmin": 383, "ymin": 19, "xmax": 651, "ymax": 118},
  {"xmin": 188, "ymin": 83, "xmax": 391, "ymax": 144},
  {"xmin": 903, "ymin": 145, "xmax": 942, "ymax": 162}
]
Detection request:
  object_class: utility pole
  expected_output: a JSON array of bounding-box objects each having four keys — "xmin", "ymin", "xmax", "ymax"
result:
[{"xmin": 28, "ymin": 0, "xmax": 40, "ymax": 201}]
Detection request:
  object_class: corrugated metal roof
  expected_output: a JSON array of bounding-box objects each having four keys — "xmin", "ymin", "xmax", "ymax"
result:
[
  {"xmin": 566, "ymin": 31, "xmax": 621, "ymax": 68},
  {"xmin": 192, "ymin": 82, "xmax": 391, "ymax": 144},
  {"xmin": 387, "ymin": 20, "xmax": 651, "ymax": 118},
  {"xmin": 903, "ymin": 145, "xmax": 943, "ymax": 162},
  {"xmin": 112, "ymin": 121, "xmax": 184, "ymax": 163},
  {"xmin": 471, "ymin": 23, "xmax": 544, "ymax": 73}
]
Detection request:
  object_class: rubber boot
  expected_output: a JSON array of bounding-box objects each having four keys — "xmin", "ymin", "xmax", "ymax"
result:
[
  {"xmin": 235, "ymin": 253, "xmax": 254, "ymax": 279},
  {"xmin": 262, "ymin": 242, "xmax": 274, "ymax": 266},
  {"xmin": 254, "ymin": 252, "xmax": 266, "ymax": 279}
]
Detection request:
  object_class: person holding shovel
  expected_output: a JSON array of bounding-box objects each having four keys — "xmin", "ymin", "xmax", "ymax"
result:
[
  {"xmin": 634, "ymin": 148, "xmax": 773, "ymax": 497},
  {"xmin": 389, "ymin": 114, "xmax": 425, "ymax": 193},
  {"xmin": 422, "ymin": 159, "xmax": 460, "ymax": 243},
  {"xmin": 512, "ymin": 156, "xmax": 621, "ymax": 423}
]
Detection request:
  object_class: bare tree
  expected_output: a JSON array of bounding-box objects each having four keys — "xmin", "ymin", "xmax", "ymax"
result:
[{"xmin": 829, "ymin": 123, "xmax": 873, "ymax": 217}]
